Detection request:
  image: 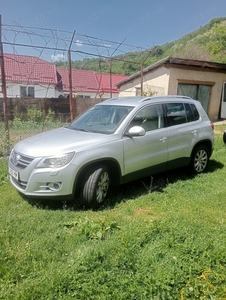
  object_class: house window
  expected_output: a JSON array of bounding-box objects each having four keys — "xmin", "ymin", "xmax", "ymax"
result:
[
  {"xmin": 177, "ymin": 83, "xmax": 210, "ymax": 113},
  {"xmin": 28, "ymin": 87, "xmax": 35, "ymax": 97},
  {"xmin": 20, "ymin": 86, "xmax": 35, "ymax": 97},
  {"xmin": 20, "ymin": 86, "xmax": 26, "ymax": 97}
]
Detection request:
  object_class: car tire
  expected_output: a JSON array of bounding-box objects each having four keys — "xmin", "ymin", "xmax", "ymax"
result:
[
  {"xmin": 223, "ymin": 130, "xmax": 226, "ymax": 144},
  {"xmin": 80, "ymin": 165, "xmax": 110, "ymax": 208},
  {"xmin": 189, "ymin": 145, "xmax": 209, "ymax": 174}
]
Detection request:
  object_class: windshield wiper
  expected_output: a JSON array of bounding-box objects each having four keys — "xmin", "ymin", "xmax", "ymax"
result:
[{"xmin": 79, "ymin": 127, "xmax": 92, "ymax": 132}]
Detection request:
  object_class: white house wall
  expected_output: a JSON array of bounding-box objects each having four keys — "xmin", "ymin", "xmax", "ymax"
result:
[
  {"xmin": 118, "ymin": 66, "xmax": 170, "ymax": 97},
  {"xmin": 142, "ymin": 67, "xmax": 169, "ymax": 95},
  {"xmin": 0, "ymin": 82, "xmax": 57, "ymax": 98}
]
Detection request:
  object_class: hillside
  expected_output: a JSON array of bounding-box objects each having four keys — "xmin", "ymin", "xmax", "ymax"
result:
[{"xmin": 55, "ymin": 17, "xmax": 226, "ymax": 76}]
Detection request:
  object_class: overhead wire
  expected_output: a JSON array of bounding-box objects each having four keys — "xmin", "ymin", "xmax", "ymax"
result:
[
  {"xmin": 2, "ymin": 23, "xmax": 149, "ymax": 54},
  {"xmin": 1, "ymin": 21, "xmax": 156, "ymax": 102}
]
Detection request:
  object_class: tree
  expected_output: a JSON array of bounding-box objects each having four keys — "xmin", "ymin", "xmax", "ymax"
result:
[{"xmin": 207, "ymin": 24, "xmax": 226, "ymax": 55}]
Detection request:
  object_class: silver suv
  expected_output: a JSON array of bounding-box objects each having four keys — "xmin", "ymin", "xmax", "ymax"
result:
[{"xmin": 8, "ymin": 96, "xmax": 214, "ymax": 208}]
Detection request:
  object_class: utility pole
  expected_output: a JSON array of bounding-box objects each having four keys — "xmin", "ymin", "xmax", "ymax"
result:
[
  {"xmin": 109, "ymin": 38, "xmax": 126, "ymax": 98},
  {"xmin": 0, "ymin": 15, "xmax": 9, "ymax": 148},
  {"xmin": 68, "ymin": 30, "xmax": 75, "ymax": 122},
  {"xmin": 109, "ymin": 58, "xmax": 112, "ymax": 98},
  {"xmin": 140, "ymin": 47, "xmax": 155, "ymax": 95}
]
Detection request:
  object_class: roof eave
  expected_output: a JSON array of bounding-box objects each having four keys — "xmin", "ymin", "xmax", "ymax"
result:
[
  {"xmin": 116, "ymin": 56, "xmax": 171, "ymax": 87},
  {"xmin": 116, "ymin": 56, "xmax": 226, "ymax": 87}
]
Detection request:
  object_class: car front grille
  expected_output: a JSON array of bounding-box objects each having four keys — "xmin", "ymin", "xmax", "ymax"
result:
[{"xmin": 10, "ymin": 151, "xmax": 34, "ymax": 170}]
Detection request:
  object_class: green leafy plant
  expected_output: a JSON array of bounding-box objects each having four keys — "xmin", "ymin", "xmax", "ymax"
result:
[
  {"xmin": 141, "ymin": 89, "xmax": 157, "ymax": 97},
  {"xmin": 64, "ymin": 218, "xmax": 121, "ymax": 240},
  {"xmin": 26, "ymin": 106, "xmax": 45, "ymax": 123}
]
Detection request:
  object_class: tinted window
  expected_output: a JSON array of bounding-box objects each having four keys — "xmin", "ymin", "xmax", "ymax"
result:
[
  {"xmin": 190, "ymin": 104, "xmax": 200, "ymax": 120},
  {"xmin": 166, "ymin": 103, "xmax": 186, "ymax": 126},
  {"xmin": 185, "ymin": 103, "xmax": 194, "ymax": 122}
]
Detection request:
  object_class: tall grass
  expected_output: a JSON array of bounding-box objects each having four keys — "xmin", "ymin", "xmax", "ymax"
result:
[{"xmin": 0, "ymin": 125, "xmax": 226, "ymax": 299}]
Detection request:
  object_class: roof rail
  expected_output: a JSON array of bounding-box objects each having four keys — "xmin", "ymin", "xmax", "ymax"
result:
[
  {"xmin": 165, "ymin": 95, "xmax": 191, "ymax": 99},
  {"xmin": 139, "ymin": 95, "xmax": 191, "ymax": 103},
  {"xmin": 104, "ymin": 97, "xmax": 119, "ymax": 102},
  {"xmin": 138, "ymin": 97, "xmax": 152, "ymax": 103}
]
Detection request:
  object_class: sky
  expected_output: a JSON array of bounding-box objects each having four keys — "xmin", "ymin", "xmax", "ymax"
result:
[{"xmin": 1, "ymin": 0, "xmax": 226, "ymax": 62}]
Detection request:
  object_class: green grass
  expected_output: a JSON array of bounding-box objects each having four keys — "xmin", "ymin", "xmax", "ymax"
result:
[{"xmin": 1, "ymin": 125, "xmax": 226, "ymax": 299}]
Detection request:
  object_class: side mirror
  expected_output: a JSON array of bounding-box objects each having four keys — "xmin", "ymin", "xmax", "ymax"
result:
[{"xmin": 125, "ymin": 126, "xmax": 146, "ymax": 137}]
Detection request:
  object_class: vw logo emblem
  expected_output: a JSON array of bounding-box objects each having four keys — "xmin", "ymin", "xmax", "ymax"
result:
[{"xmin": 12, "ymin": 152, "xmax": 21, "ymax": 166}]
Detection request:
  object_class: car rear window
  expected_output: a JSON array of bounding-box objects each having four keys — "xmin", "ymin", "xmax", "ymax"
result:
[{"xmin": 165, "ymin": 102, "xmax": 200, "ymax": 126}]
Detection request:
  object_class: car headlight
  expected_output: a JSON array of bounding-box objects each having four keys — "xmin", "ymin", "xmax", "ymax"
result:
[{"xmin": 37, "ymin": 152, "xmax": 75, "ymax": 168}]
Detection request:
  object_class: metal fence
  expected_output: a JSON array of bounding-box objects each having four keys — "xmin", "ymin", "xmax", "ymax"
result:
[
  {"xmin": 0, "ymin": 115, "xmax": 69, "ymax": 158},
  {"xmin": 0, "ymin": 96, "xmax": 105, "ymax": 156}
]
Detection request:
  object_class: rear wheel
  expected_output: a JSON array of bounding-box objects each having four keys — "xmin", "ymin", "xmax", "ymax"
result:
[
  {"xmin": 80, "ymin": 165, "xmax": 110, "ymax": 208},
  {"xmin": 189, "ymin": 145, "xmax": 209, "ymax": 174}
]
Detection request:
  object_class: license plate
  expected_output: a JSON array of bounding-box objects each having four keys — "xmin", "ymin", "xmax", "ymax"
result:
[{"xmin": 9, "ymin": 166, "xmax": 19, "ymax": 180}]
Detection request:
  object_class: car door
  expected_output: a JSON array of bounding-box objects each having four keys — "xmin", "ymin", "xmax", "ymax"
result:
[
  {"xmin": 122, "ymin": 104, "xmax": 169, "ymax": 178},
  {"xmin": 165, "ymin": 102, "xmax": 200, "ymax": 169}
]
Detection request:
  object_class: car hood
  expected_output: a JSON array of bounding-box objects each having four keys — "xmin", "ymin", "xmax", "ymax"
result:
[{"xmin": 14, "ymin": 127, "xmax": 111, "ymax": 157}]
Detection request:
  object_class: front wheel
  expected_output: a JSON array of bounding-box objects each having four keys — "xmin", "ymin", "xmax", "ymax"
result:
[
  {"xmin": 189, "ymin": 145, "xmax": 209, "ymax": 174},
  {"xmin": 80, "ymin": 165, "xmax": 110, "ymax": 208}
]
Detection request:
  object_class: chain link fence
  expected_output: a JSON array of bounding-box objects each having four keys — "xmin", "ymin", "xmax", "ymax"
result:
[
  {"xmin": 0, "ymin": 100, "xmax": 71, "ymax": 157},
  {"xmin": 0, "ymin": 96, "xmax": 106, "ymax": 156}
]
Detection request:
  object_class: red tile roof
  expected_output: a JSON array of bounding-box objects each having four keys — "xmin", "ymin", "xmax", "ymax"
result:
[
  {"xmin": 95, "ymin": 73, "xmax": 129, "ymax": 94},
  {"xmin": 1, "ymin": 53, "xmax": 128, "ymax": 94},
  {"xmin": 57, "ymin": 68, "xmax": 99, "ymax": 93},
  {"xmin": 2, "ymin": 53, "xmax": 57, "ymax": 84}
]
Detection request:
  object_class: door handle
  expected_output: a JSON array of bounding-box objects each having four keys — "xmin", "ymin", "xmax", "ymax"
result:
[
  {"xmin": 192, "ymin": 130, "xmax": 198, "ymax": 135},
  {"xmin": 159, "ymin": 137, "xmax": 167, "ymax": 142}
]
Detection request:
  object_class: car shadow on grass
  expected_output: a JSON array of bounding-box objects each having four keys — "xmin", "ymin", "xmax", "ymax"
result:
[
  {"xmin": 23, "ymin": 158, "xmax": 224, "ymax": 211},
  {"xmin": 104, "ymin": 158, "xmax": 224, "ymax": 209},
  {"xmin": 21, "ymin": 193, "xmax": 74, "ymax": 211}
]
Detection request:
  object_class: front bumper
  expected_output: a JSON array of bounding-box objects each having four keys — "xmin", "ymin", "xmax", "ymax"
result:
[{"xmin": 9, "ymin": 161, "xmax": 78, "ymax": 199}]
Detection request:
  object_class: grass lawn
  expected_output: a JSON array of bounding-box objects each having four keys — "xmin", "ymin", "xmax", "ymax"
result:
[{"xmin": 1, "ymin": 125, "xmax": 226, "ymax": 299}]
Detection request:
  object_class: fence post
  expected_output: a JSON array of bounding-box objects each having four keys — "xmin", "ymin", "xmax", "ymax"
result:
[
  {"xmin": 0, "ymin": 15, "xmax": 10, "ymax": 153},
  {"xmin": 68, "ymin": 30, "xmax": 76, "ymax": 123}
]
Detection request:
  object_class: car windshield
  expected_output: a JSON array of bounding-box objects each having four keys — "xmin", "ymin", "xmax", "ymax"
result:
[{"xmin": 68, "ymin": 105, "xmax": 134, "ymax": 134}]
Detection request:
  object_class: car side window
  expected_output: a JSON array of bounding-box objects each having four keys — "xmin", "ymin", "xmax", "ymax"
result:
[
  {"xmin": 128, "ymin": 104, "xmax": 163, "ymax": 131},
  {"xmin": 190, "ymin": 103, "xmax": 200, "ymax": 120},
  {"xmin": 185, "ymin": 103, "xmax": 194, "ymax": 122},
  {"xmin": 166, "ymin": 103, "xmax": 186, "ymax": 126}
]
